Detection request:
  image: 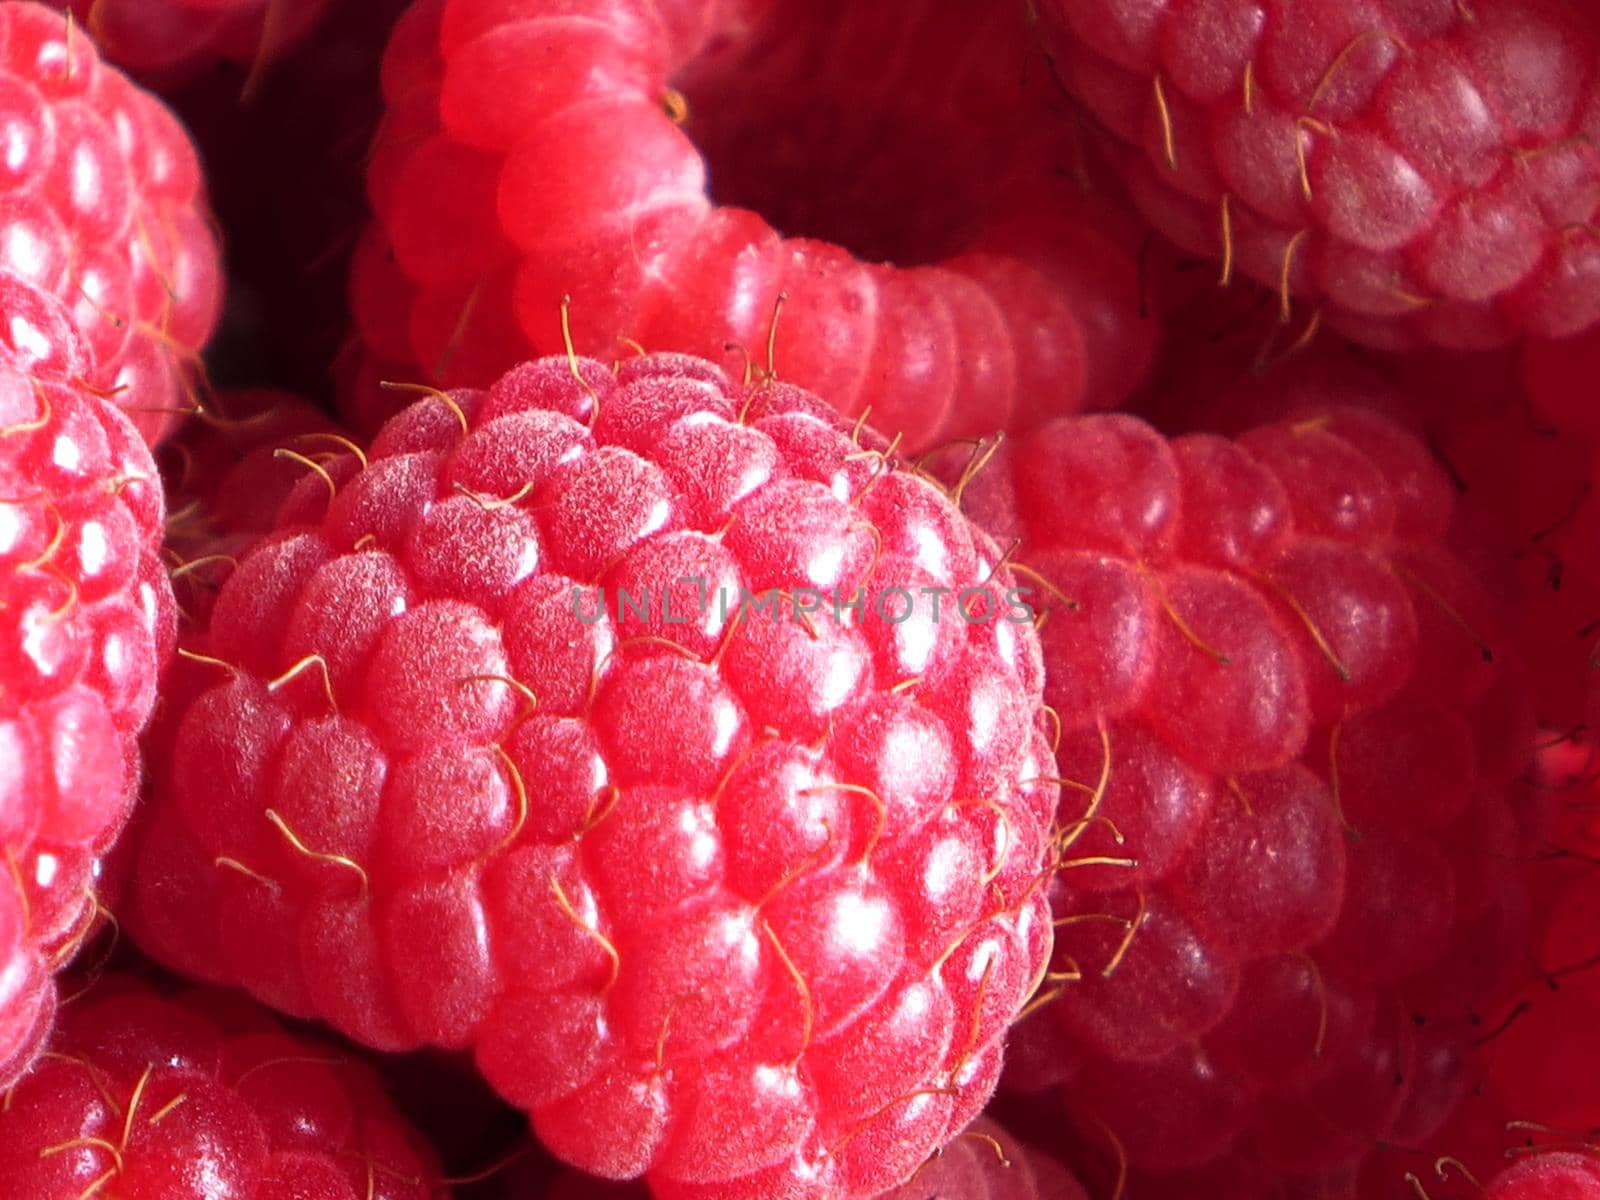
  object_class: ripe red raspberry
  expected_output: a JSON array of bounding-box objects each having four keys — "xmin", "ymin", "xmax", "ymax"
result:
[
  {"xmin": 346, "ymin": 0, "xmax": 1156, "ymax": 449},
  {"xmin": 51, "ymin": 0, "xmax": 333, "ymax": 83},
  {"xmin": 1037, "ymin": 0, "xmax": 1600, "ymax": 350},
  {"xmin": 943, "ymin": 370, "xmax": 1537, "ymax": 1191},
  {"xmin": 0, "ymin": 971, "xmax": 449, "ymax": 1199},
  {"xmin": 0, "ymin": 1, "xmax": 223, "ymax": 446},
  {"xmin": 0, "ymin": 269, "xmax": 174, "ymax": 1088},
  {"xmin": 543, "ymin": 1115, "xmax": 1088, "ymax": 1199},
  {"xmin": 127, "ymin": 352, "xmax": 1058, "ymax": 1199}
]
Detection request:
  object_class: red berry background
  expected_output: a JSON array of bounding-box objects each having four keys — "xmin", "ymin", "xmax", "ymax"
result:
[
  {"xmin": 0, "ymin": 0, "xmax": 1597, "ymax": 1197},
  {"xmin": 1037, "ymin": 0, "xmax": 1600, "ymax": 350},
  {"xmin": 50, "ymin": 0, "xmax": 336, "ymax": 84},
  {"xmin": 345, "ymin": 0, "xmax": 1159, "ymax": 449}
]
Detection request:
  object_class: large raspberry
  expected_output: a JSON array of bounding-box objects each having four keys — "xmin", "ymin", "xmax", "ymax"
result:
[
  {"xmin": 127, "ymin": 352, "xmax": 1058, "ymax": 1199},
  {"xmin": 1037, "ymin": 0, "xmax": 1600, "ymax": 350},
  {"xmin": 346, "ymin": 0, "xmax": 1156, "ymax": 450},
  {"xmin": 53, "ymin": 0, "xmax": 334, "ymax": 84},
  {"xmin": 0, "ymin": 269, "xmax": 174, "ymax": 1088},
  {"xmin": 0, "ymin": 971, "xmax": 449, "ymax": 1199},
  {"xmin": 946, "ymin": 370, "xmax": 1537, "ymax": 1195},
  {"xmin": 0, "ymin": 0, "xmax": 223, "ymax": 445}
]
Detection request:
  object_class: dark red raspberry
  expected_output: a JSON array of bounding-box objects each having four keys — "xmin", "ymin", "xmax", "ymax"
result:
[
  {"xmin": 943, "ymin": 366, "xmax": 1537, "ymax": 1193},
  {"xmin": 1316, "ymin": 346, "xmax": 1600, "ymax": 737},
  {"xmin": 52, "ymin": 0, "xmax": 333, "ymax": 83},
  {"xmin": 127, "ymin": 352, "xmax": 1057, "ymax": 1199},
  {"xmin": 0, "ymin": 0, "xmax": 223, "ymax": 446},
  {"xmin": 345, "ymin": 0, "xmax": 1156, "ymax": 450},
  {"xmin": 1038, "ymin": 0, "xmax": 1600, "ymax": 350},
  {"xmin": 0, "ymin": 268, "xmax": 174, "ymax": 1088},
  {"xmin": 0, "ymin": 971, "xmax": 449, "ymax": 1199},
  {"xmin": 156, "ymin": 387, "xmax": 344, "ymax": 628}
]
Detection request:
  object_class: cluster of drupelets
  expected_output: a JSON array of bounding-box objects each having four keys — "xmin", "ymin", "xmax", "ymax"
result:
[{"xmin": 1, "ymin": 0, "xmax": 1599, "ymax": 1198}]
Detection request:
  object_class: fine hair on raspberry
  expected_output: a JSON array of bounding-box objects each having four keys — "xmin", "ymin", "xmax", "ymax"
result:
[{"xmin": 129, "ymin": 350, "xmax": 1058, "ymax": 1199}]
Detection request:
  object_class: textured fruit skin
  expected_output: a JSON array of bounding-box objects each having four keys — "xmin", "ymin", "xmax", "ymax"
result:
[
  {"xmin": 950, "ymin": 376, "xmax": 1536, "ymax": 1191},
  {"xmin": 0, "ymin": 972, "xmax": 449, "ymax": 1200},
  {"xmin": 545, "ymin": 1115, "xmax": 1089, "ymax": 1199},
  {"xmin": 0, "ymin": 1, "xmax": 223, "ymax": 445},
  {"xmin": 1484, "ymin": 1153, "xmax": 1600, "ymax": 1200},
  {"xmin": 1040, "ymin": 0, "xmax": 1600, "ymax": 350},
  {"xmin": 346, "ymin": 0, "xmax": 1156, "ymax": 450},
  {"xmin": 53, "ymin": 0, "xmax": 333, "ymax": 82},
  {"xmin": 0, "ymin": 269, "xmax": 174, "ymax": 1089},
  {"xmin": 129, "ymin": 352, "xmax": 1058, "ymax": 1199}
]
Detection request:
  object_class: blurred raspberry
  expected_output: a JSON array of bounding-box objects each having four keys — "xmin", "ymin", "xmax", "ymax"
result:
[{"xmin": 1038, "ymin": 0, "xmax": 1600, "ymax": 350}]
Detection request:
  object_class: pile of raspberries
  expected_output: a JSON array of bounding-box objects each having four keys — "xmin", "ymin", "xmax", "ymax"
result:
[{"xmin": 1, "ymin": 0, "xmax": 1599, "ymax": 1197}]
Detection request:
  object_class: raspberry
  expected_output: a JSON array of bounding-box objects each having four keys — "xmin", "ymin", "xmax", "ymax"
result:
[
  {"xmin": 52, "ymin": 0, "xmax": 334, "ymax": 82},
  {"xmin": 158, "ymin": 388, "xmax": 344, "ymax": 628},
  {"xmin": 0, "ymin": 971, "xmax": 449, "ymax": 1199},
  {"xmin": 943, "ymin": 368, "xmax": 1537, "ymax": 1191},
  {"xmin": 0, "ymin": 1, "xmax": 223, "ymax": 446},
  {"xmin": 0, "ymin": 268, "xmax": 174, "ymax": 1088},
  {"xmin": 543, "ymin": 1115, "xmax": 1088, "ymax": 1199},
  {"xmin": 1038, "ymin": 0, "xmax": 1600, "ymax": 350},
  {"xmin": 127, "ymin": 352, "xmax": 1058, "ymax": 1199},
  {"xmin": 346, "ymin": 0, "xmax": 1156, "ymax": 450}
]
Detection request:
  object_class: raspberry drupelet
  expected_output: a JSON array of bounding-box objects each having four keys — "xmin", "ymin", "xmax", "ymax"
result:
[
  {"xmin": 126, "ymin": 351, "xmax": 1059, "ymax": 1199},
  {"xmin": 1036, "ymin": 0, "xmax": 1600, "ymax": 350},
  {"xmin": 0, "ymin": 972, "xmax": 450, "ymax": 1200},
  {"xmin": 0, "ymin": 1, "xmax": 223, "ymax": 446},
  {"xmin": 943, "ymin": 369, "xmax": 1539, "ymax": 1195},
  {"xmin": 0, "ymin": 269, "xmax": 174, "ymax": 1089},
  {"xmin": 345, "ymin": 0, "xmax": 1157, "ymax": 449}
]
